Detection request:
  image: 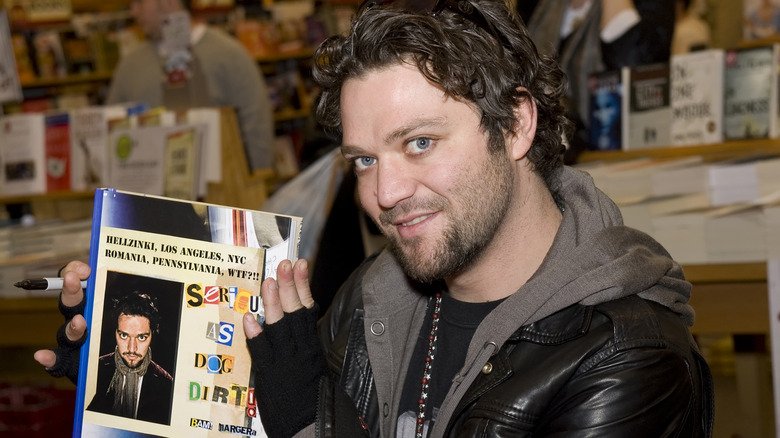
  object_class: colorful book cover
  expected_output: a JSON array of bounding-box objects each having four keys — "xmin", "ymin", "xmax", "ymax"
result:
[
  {"xmin": 723, "ymin": 44, "xmax": 779, "ymax": 140},
  {"xmin": 44, "ymin": 112, "xmax": 71, "ymax": 192},
  {"xmin": 670, "ymin": 49, "xmax": 725, "ymax": 146},
  {"xmin": 626, "ymin": 62, "xmax": 671, "ymax": 150},
  {"xmin": 587, "ymin": 68, "xmax": 628, "ymax": 151},
  {"xmin": 74, "ymin": 189, "xmax": 302, "ymax": 438}
]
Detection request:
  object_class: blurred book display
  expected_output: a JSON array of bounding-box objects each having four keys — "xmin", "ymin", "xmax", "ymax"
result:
[{"xmin": 0, "ymin": 106, "xmax": 224, "ymax": 199}]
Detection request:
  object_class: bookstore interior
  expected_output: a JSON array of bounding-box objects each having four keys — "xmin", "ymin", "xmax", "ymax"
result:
[{"xmin": 0, "ymin": 0, "xmax": 779, "ymax": 436}]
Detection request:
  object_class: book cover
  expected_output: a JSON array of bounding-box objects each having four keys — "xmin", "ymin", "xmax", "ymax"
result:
[
  {"xmin": 670, "ymin": 49, "xmax": 725, "ymax": 146},
  {"xmin": 74, "ymin": 188, "xmax": 303, "ymax": 437},
  {"xmin": 107, "ymin": 124, "xmax": 206, "ymax": 199},
  {"xmin": 0, "ymin": 113, "xmax": 46, "ymax": 196},
  {"xmin": 723, "ymin": 44, "xmax": 779, "ymax": 140},
  {"xmin": 744, "ymin": 0, "xmax": 780, "ymax": 42},
  {"xmin": 44, "ymin": 112, "xmax": 71, "ymax": 192},
  {"xmin": 70, "ymin": 106, "xmax": 127, "ymax": 192},
  {"xmin": 587, "ymin": 68, "xmax": 628, "ymax": 151},
  {"xmin": 626, "ymin": 62, "xmax": 671, "ymax": 150}
]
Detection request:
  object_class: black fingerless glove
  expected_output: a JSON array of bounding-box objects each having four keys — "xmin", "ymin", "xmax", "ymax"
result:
[
  {"xmin": 45, "ymin": 292, "xmax": 88, "ymax": 384},
  {"xmin": 246, "ymin": 305, "xmax": 326, "ymax": 438}
]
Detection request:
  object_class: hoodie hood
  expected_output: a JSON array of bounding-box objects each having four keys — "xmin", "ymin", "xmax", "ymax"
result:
[{"xmin": 474, "ymin": 166, "xmax": 694, "ymax": 357}]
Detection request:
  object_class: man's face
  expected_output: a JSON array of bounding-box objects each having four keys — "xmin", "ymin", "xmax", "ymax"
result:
[
  {"xmin": 340, "ymin": 63, "xmax": 514, "ymax": 283},
  {"xmin": 130, "ymin": 0, "xmax": 165, "ymax": 40},
  {"xmin": 116, "ymin": 313, "xmax": 152, "ymax": 368}
]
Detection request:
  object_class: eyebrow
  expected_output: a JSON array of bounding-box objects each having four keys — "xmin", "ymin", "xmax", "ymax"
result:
[{"xmin": 341, "ymin": 117, "xmax": 448, "ymax": 157}]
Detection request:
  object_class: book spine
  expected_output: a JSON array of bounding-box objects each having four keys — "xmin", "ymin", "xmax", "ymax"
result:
[{"xmin": 73, "ymin": 187, "xmax": 107, "ymax": 437}]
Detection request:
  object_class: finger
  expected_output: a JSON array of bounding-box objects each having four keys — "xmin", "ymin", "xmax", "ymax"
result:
[
  {"xmin": 261, "ymin": 277, "xmax": 284, "ymax": 325},
  {"xmin": 243, "ymin": 312, "xmax": 262, "ymax": 339},
  {"xmin": 293, "ymin": 259, "xmax": 315, "ymax": 309},
  {"xmin": 60, "ymin": 261, "xmax": 89, "ymax": 308},
  {"xmin": 65, "ymin": 315, "xmax": 87, "ymax": 342},
  {"xmin": 33, "ymin": 349, "xmax": 56, "ymax": 368},
  {"xmin": 276, "ymin": 260, "xmax": 304, "ymax": 313}
]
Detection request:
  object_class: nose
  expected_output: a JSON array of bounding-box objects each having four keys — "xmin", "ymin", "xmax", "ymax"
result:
[
  {"xmin": 375, "ymin": 159, "xmax": 414, "ymax": 209},
  {"xmin": 128, "ymin": 337, "xmax": 137, "ymax": 352}
]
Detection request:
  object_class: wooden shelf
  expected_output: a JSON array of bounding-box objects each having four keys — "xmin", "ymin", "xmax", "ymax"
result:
[
  {"xmin": 684, "ymin": 263, "xmax": 767, "ymax": 284},
  {"xmin": 578, "ymin": 138, "xmax": 780, "ymax": 164},
  {"xmin": 0, "ymin": 190, "xmax": 95, "ymax": 206},
  {"xmin": 19, "ymin": 72, "xmax": 114, "ymax": 89},
  {"xmin": 255, "ymin": 47, "xmax": 316, "ymax": 63}
]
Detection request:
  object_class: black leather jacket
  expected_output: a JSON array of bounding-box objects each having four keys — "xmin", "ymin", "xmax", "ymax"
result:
[{"xmin": 317, "ymin": 262, "xmax": 714, "ymax": 437}]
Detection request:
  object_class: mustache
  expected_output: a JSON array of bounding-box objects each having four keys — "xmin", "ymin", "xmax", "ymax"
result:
[{"xmin": 378, "ymin": 198, "xmax": 446, "ymax": 227}]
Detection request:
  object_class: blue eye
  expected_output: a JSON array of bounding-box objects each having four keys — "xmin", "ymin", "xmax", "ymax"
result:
[
  {"xmin": 354, "ymin": 156, "xmax": 376, "ymax": 170},
  {"xmin": 409, "ymin": 137, "xmax": 432, "ymax": 153}
]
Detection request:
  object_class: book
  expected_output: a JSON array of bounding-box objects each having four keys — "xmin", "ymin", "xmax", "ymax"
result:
[
  {"xmin": 44, "ymin": 111, "xmax": 72, "ymax": 192},
  {"xmin": 107, "ymin": 124, "xmax": 207, "ymax": 200},
  {"xmin": 70, "ymin": 105, "xmax": 128, "ymax": 192},
  {"xmin": 0, "ymin": 10, "xmax": 23, "ymax": 103},
  {"xmin": 670, "ymin": 49, "xmax": 725, "ymax": 146},
  {"xmin": 626, "ymin": 62, "xmax": 671, "ymax": 150},
  {"xmin": 723, "ymin": 44, "xmax": 780, "ymax": 140},
  {"xmin": 74, "ymin": 188, "xmax": 303, "ymax": 437},
  {"xmin": 744, "ymin": 0, "xmax": 780, "ymax": 42},
  {"xmin": 0, "ymin": 111, "xmax": 72, "ymax": 196},
  {"xmin": 587, "ymin": 67, "xmax": 629, "ymax": 151}
]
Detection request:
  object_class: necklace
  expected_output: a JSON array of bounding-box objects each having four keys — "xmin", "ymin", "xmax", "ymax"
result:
[{"xmin": 416, "ymin": 291, "xmax": 442, "ymax": 438}]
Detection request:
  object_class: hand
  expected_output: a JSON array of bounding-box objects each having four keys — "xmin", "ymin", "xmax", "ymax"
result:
[
  {"xmin": 243, "ymin": 258, "xmax": 314, "ymax": 339},
  {"xmin": 243, "ymin": 258, "xmax": 325, "ymax": 438},
  {"xmin": 34, "ymin": 260, "xmax": 90, "ymax": 383}
]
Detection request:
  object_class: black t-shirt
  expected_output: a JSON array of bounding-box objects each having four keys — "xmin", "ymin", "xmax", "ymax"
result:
[{"xmin": 396, "ymin": 293, "xmax": 503, "ymax": 437}]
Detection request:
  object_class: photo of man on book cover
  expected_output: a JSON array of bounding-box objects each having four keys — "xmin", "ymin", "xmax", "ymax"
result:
[{"xmin": 86, "ymin": 271, "xmax": 183, "ymax": 425}]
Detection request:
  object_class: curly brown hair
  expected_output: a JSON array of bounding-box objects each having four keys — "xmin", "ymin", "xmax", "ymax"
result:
[{"xmin": 313, "ymin": 0, "xmax": 571, "ymax": 189}]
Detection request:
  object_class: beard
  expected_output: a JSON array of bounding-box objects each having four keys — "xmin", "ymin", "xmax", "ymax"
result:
[{"xmin": 379, "ymin": 148, "xmax": 515, "ymax": 283}]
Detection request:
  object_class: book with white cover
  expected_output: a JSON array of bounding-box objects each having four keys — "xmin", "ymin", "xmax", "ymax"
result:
[
  {"xmin": 70, "ymin": 106, "xmax": 128, "ymax": 191},
  {"xmin": 670, "ymin": 49, "xmax": 725, "ymax": 146}
]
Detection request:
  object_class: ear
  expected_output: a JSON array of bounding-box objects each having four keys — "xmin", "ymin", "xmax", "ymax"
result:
[{"xmin": 507, "ymin": 89, "xmax": 537, "ymax": 161}]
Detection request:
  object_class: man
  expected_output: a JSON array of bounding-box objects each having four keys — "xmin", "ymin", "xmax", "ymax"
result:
[
  {"xmin": 86, "ymin": 290, "xmax": 173, "ymax": 425},
  {"xmin": 107, "ymin": 0, "xmax": 275, "ymax": 170},
  {"xmin": 38, "ymin": 0, "xmax": 713, "ymax": 436}
]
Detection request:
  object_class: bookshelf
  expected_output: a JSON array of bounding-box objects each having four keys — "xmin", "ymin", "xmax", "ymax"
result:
[{"xmin": 578, "ymin": 137, "xmax": 780, "ymax": 164}]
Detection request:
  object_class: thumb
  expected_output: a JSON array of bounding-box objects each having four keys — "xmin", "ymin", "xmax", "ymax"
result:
[{"xmin": 243, "ymin": 312, "xmax": 262, "ymax": 340}]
